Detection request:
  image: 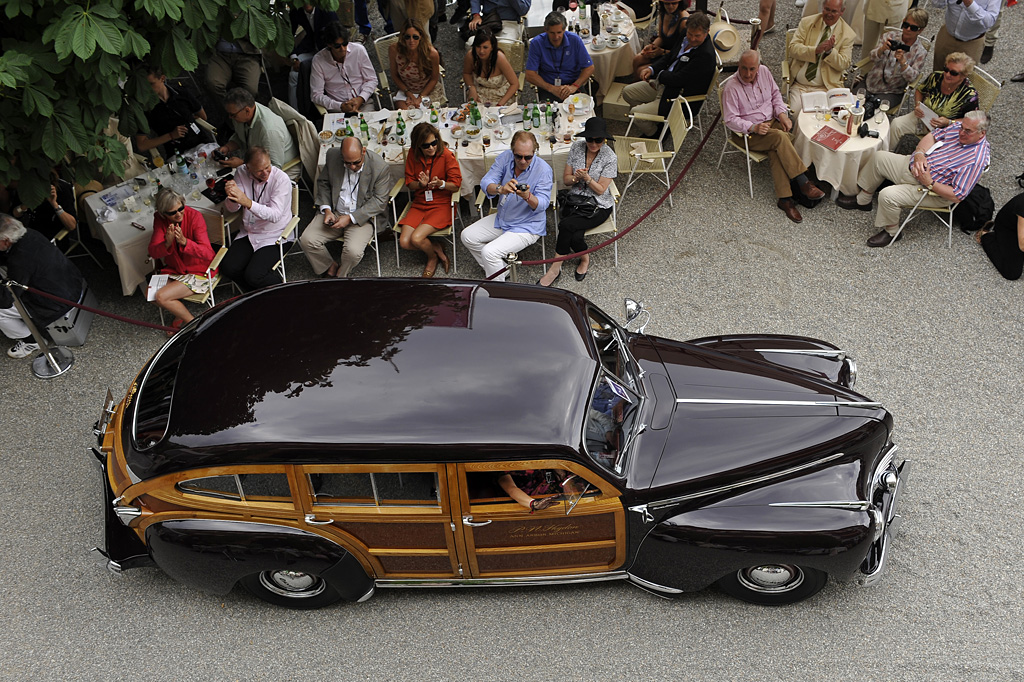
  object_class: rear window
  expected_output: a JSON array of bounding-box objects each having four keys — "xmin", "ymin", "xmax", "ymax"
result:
[{"xmin": 132, "ymin": 328, "xmax": 194, "ymax": 450}]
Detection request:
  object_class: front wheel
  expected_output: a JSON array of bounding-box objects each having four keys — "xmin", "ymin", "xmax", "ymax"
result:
[
  {"xmin": 716, "ymin": 565, "xmax": 827, "ymax": 605},
  {"xmin": 240, "ymin": 570, "xmax": 344, "ymax": 609}
]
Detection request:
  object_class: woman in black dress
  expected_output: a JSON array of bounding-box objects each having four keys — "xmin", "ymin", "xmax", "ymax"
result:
[{"xmin": 975, "ymin": 192, "xmax": 1024, "ymax": 280}]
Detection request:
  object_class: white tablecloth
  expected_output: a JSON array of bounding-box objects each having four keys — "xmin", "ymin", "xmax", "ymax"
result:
[
  {"xmin": 320, "ymin": 106, "xmax": 595, "ymax": 194},
  {"xmin": 792, "ymin": 110, "xmax": 890, "ymax": 196},
  {"xmin": 84, "ymin": 148, "xmax": 223, "ymax": 296}
]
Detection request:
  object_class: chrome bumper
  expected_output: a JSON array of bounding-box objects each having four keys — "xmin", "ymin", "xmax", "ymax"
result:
[{"xmin": 857, "ymin": 457, "xmax": 908, "ymax": 587}]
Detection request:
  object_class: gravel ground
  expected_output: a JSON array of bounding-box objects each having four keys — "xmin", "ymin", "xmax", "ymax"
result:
[{"xmin": 1, "ymin": 1, "xmax": 1022, "ymax": 679}]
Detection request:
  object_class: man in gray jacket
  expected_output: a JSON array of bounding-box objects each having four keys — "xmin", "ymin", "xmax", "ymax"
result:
[{"xmin": 300, "ymin": 137, "xmax": 392, "ymax": 278}]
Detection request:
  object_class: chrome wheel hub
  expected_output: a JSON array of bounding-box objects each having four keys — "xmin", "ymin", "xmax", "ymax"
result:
[
  {"xmin": 737, "ymin": 565, "xmax": 805, "ymax": 593},
  {"xmin": 259, "ymin": 570, "xmax": 327, "ymax": 598}
]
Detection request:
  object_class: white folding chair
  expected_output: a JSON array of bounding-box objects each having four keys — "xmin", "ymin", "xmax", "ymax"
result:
[{"xmin": 716, "ymin": 75, "xmax": 769, "ymax": 199}]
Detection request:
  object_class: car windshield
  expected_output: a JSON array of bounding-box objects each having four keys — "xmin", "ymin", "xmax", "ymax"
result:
[
  {"xmin": 584, "ymin": 372, "xmax": 642, "ymax": 475},
  {"xmin": 587, "ymin": 307, "xmax": 640, "ymax": 391}
]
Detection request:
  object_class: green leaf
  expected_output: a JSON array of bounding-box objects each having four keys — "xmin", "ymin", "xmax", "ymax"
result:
[
  {"xmin": 3, "ymin": 0, "xmax": 35, "ymax": 19},
  {"xmin": 124, "ymin": 29, "xmax": 151, "ymax": 58},
  {"xmin": 171, "ymin": 27, "xmax": 198, "ymax": 70},
  {"xmin": 91, "ymin": 16, "xmax": 124, "ymax": 55},
  {"xmin": 162, "ymin": 0, "xmax": 183, "ymax": 21},
  {"xmin": 181, "ymin": 0, "xmax": 201, "ymax": 29},
  {"xmin": 248, "ymin": 10, "xmax": 272, "ymax": 46},
  {"xmin": 22, "ymin": 85, "xmax": 54, "ymax": 118},
  {"xmin": 52, "ymin": 19, "xmax": 77, "ymax": 60},
  {"xmin": 90, "ymin": 3, "xmax": 121, "ymax": 19},
  {"xmin": 98, "ymin": 81, "xmax": 123, "ymax": 113},
  {"xmin": 41, "ymin": 119, "xmax": 66, "ymax": 162},
  {"xmin": 230, "ymin": 10, "xmax": 249, "ymax": 40},
  {"xmin": 71, "ymin": 17, "xmax": 98, "ymax": 59}
]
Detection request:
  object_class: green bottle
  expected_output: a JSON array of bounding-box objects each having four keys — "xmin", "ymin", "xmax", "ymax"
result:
[
  {"xmin": 396, "ymin": 112, "xmax": 406, "ymax": 135},
  {"xmin": 523, "ymin": 104, "xmax": 533, "ymax": 131},
  {"xmin": 532, "ymin": 104, "xmax": 542, "ymax": 129},
  {"xmin": 430, "ymin": 105, "xmax": 439, "ymax": 124},
  {"xmin": 359, "ymin": 114, "xmax": 369, "ymax": 141},
  {"xmin": 344, "ymin": 119, "xmax": 354, "ymax": 137}
]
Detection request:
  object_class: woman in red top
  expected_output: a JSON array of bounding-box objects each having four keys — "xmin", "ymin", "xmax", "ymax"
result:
[
  {"xmin": 147, "ymin": 187, "xmax": 215, "ymax": 334},
  {"xmin": 399, "ymin": 122, "xmax": 463, "ymax": 278}
]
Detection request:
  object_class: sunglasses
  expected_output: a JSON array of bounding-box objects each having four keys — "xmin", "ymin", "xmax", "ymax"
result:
[
  {"xmin": 901, "ymin": 21, "xmax": 922, "ymax": 31},
  {"xmin": 403, "ymin": 33, "xmax": 421, "ymax": 41},
  {"xmin": 330, "ymin": 41, "xmax": 348, "ymax": 49},
  {"xmin": 162, "ymin": 206, "xmax": 185, "ymax": 217},
  {"xmin": 586, "ymin": 137, "xmax": 604, "ymax": 143},
  {"xmin": 944, "ymin": 66, "xmax": 963, "ymax": 77},
  {"xmin": 514, "ymin": 153, "xmax": 534, "ymax": 161},
  {"xmin": 420, "ymin": 139, "xmax": 439, "ymax": 149}
]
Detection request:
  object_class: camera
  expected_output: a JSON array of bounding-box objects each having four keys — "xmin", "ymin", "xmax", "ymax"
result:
[
  {"xmin": 516, "ymin": 183, "xmax": 529, "ymax": 192},
  {"xmin": 858, "ymin": 123, "xmax": 880, "ymax": 139},
  {"xmin": 862, "ymin": 94, "xmax": 881, "ymax": 120},
  {"xmin": 212, "ymin": 149, "xmax": 228, "ymax": 162},
  {"xmin": 889, "ymin": 41, "xmax": 912, "ymax": 52}
]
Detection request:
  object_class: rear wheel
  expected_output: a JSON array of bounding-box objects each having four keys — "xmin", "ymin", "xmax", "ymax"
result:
[
  {"xmin": 240, "ymin": 570, "xmax": 344, "ymax": 609},
  {"xmin": 716, "ymin": 565, "xmax": 827, "ymax": 605}
]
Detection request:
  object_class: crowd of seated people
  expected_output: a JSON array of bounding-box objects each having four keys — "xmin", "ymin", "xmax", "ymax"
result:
[{"xmin": 7, "ymin": 0, "xmax": 1019, "ymax": 368}]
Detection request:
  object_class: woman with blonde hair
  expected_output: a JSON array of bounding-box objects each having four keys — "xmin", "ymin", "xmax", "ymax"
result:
[
  {"xmin": 389, "ymin": 19, "xmax": 443, "ymax": 109},
  {"xmin": 147, "ymin": 187, "xmax": 216, "ymax": 335},
  {"xmin": 399, "ymin": 122, "xmax": 463, "ymax": 278},
  {"xmin": 889, "ymin": 51, "xmax": 979, "ymax": 146}
]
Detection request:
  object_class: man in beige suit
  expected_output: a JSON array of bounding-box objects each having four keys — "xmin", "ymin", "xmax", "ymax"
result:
[
  {"xmin": 787, "ymin": 0, "xmax": 855, "ymax": 113},
  {"xmin": 300, "ymin": 137, "xmax": 393, "ymax": 278}
]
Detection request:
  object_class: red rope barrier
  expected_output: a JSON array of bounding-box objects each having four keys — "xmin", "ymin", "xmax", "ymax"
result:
[
  {"xmin": 15, "ymin": 284, "xmax": 176, "ymax": 332},
  {"xmin": 486, "ymin": 109, "xmax": 723, "ymax": 279}
]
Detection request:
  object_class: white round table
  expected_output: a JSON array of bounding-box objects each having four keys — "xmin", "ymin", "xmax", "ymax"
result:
[{"xmin": 792, "ymin": 110, "xmax": 890, "ymax": 196}]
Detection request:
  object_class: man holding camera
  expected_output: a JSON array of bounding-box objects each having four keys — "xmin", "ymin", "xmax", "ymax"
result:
[{"xmin": 461, "ymin": 131, "xmax": 551, "ymax": 282}]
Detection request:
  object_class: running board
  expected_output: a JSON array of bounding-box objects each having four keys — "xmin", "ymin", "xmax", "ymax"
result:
[{"xmin": 376, "ymin": 571, "xmax": 628, "ymax": 589}]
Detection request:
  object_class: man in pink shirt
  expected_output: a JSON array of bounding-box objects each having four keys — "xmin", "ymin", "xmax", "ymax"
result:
[
  {"xmin": 220, "ymin": 146, "xmax": 295, "ymax": 291},
  {"xmin": 837, "ymin": 110, "xmax": 991, "ymax": 246},
  {"xmin": 310, "ymin": 24, "xmax": 378, "ymax": 114},
  {"xmin": 721, "ymin": 50, "xmax": 825, "ymax": 223}
]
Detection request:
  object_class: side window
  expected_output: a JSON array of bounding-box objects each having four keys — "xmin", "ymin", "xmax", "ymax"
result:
[
  {"xmin": 177, "ymin": 473, "xmax": 291, "ymax": 503},
  {"xmin": 178, "ymin": 475, "xmax": 239, "ymax": 501},
  {"xmin": 468, "ymin": 468, "xmax": 601, "ymax": 507},
  {"xmin": 311, "ymin": 471, "xmax": 439, "ymax": 507},
  {"xmin": 587, "ymin": 308, "xmax": 626, "ymax": 381}
]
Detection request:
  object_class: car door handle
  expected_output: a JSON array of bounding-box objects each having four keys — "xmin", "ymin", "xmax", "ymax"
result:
[
  {"xmin": 462, "ymin": 515, "xmax": 492, "ymax": 527},
  {"xmin": 304, "ymin": 514, "xmax": 334, "ymax": 525}
]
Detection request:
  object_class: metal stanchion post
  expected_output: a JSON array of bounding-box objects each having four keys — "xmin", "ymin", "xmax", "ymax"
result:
[
  {"xmin": 502, "ymin": 252, "xmax": 520, "ymax": 283},
  {"xmin": 2, "ymin": 280, "xmax": 74, "ymax": 379},
  {"xmin": 750, "ymin": 18, "xmax": 762, "ymax": 49}
]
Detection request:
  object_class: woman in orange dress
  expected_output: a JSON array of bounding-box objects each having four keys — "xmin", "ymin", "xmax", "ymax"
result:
[{"xmin": 399, "ymin": 122, "xmax": 463, "ymax": 278}]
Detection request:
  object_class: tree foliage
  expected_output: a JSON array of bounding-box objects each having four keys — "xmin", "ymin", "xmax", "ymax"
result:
[{"xmin": 0, "ymin": 0, "xmax": 337, "ymax": 207}]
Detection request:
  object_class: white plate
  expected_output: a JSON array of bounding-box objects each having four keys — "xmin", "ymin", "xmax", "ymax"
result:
[
  {"xmin": 407, "ymin": 109, "xmax": 423, "ymax": 120},
  {"xmin": 561, "ymin": 93, "xmax": 593, "ymax": 114},
  {"xmin": 494, "ymin": 126, "xmax": 511, "ymax": 140},
  {"xmin": 451, "ymin": 127, "xmax": 465, "ymax": 138},
  {"xmin": 590, "ymin": 40, "xmax": 606, "ymax": 50}
]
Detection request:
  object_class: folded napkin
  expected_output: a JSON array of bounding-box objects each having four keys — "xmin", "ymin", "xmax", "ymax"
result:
[
  {"xmin": 462, "ymin": 141, "xmax": 485, "ymax": 158},
  {"xmin": 500, "ymin": 104, "xmax": 521, "ymax": 117}
]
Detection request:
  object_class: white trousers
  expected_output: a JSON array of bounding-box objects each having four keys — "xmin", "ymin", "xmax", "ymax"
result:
[
  {"xmin": 0, "ymin": 306, "xmax": 31, "ymax": 340},
  {"xmin": 460, "ymin": 215, "xmax": 540, "ymax": 281}
]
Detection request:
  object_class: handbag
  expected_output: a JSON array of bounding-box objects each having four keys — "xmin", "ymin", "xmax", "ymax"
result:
[{"xmin": 557, "ymin": 189, "xmax": 600, "ymax": 220}]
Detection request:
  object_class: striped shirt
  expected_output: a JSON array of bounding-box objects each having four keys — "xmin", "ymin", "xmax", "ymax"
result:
[{"xmin": 909, "ymin": 121, "xmax": 990, "ymax": 201}]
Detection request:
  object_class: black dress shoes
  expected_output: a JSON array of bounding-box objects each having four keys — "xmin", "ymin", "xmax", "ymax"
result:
[
  {"xmin": 866, "ymin": 229, "xmax": 903, "ymax": 247},
  {"xmin": 981, "ymin": 45, "xmax": 994, "ymax": 64},
  {"xmin": 1011, "ymin": 72, "xmax": 1024, "ymax": 83},
  {"xmin": 778, "ymin": 198, "xmax": 803, "ymax": 223},
  {"xmin": 574, "ymin": 268, "xmax": 587, "ymax": 281},
  {"xmin": 836, "ymin": 194, "xmax": 873, "ymax": 211}
]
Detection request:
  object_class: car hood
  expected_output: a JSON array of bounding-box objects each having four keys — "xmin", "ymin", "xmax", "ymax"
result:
[{"xmin": 629, "ymin": 337, "xmax": 890, "ymax": 496}]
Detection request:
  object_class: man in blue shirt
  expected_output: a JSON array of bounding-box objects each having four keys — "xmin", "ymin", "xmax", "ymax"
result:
[
  {"xmin": 525, "ymin": 12, "xmax": 595, "ymax": 102},
  {"xmin": 461, "ymin": 131, "xmax": 552, "ymax": 281},
  {"xmin": 932, "ymin": 0, "xmax": 1000, "ymax": 71}
]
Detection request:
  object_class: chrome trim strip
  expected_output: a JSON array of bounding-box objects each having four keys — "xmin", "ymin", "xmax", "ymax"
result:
[
  {"xmin": 376, "ymin": 571, "xmax": 628, "ymax": 589},
  {"xmin": 626, "ymin": 574, "xmax": 684, "ymax": 594},
  {"xmin": 750, "ymin": 348, "xmax": 847, "ymax": 359},
  {"xmin": 768, "ymin": 501, "xmax": 871, "ymax": 511},
  {"xmin": 858, "ymin": 460, "xmax": 908, "ymax": 587},
  {"xmin": 675, "ymin": 398, "xmax": 883, "ymax": 408},
  {"xmin": 648, "ymin": 451, "xmax": 847, "ymax": 510},
  {"xmin": 130, "ymin": 336, "xmax": 181, "ymax": 451}
]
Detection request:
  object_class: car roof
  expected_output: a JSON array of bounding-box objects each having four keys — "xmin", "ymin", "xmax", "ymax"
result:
[{"xmin": 130, "ymin": 279, "xmax": 600, "ymax": 478}]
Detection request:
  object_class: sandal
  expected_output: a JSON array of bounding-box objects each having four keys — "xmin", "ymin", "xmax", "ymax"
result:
[
  {"xmin": 422, "ymin": 266, "xmax": 436, "ymax": 278},
  {"xmin": 166, "ymin": 318, "xmax": 185, "ymax": 338}
]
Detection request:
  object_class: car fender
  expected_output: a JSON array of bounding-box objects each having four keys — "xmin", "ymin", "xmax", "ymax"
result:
[
  {"xmin": 683, "ymin": 334, "xmax": 858, "ymax": 388},
  {"xmin": 627, "ymin": 502, "xmax": 876, "ymax": 594},
  {"xmin": 146, "ymin": 519, "xmax": 373, "ymax": 600}
]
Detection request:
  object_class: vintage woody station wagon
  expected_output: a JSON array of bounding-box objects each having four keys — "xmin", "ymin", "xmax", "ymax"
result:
[{"xmin": 92, "ymin": 279, "xmax": 907, "ymax": 608}]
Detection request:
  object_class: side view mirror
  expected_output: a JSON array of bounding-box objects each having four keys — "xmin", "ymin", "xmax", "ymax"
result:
[{"xmin": 623, "ymin": 298, "xmax": 651, "ymax": 333}]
